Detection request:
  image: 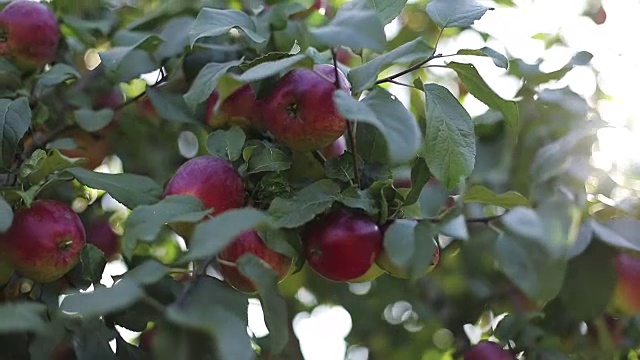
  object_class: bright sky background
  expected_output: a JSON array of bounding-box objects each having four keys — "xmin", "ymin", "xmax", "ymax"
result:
[{"xmin": 82, "ymin": 0, "xmax": 640, "ymax": 357}]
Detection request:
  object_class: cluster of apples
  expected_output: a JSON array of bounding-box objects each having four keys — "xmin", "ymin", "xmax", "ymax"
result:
[
  {"xmin": 0, "ymin": 0, "xmax": 60, "ymax": 69},
  {"xmin": 161, "ymin": 63, "xmax": 439, "ymax": 292}
]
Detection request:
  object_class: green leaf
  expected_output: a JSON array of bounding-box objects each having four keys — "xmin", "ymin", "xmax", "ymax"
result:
[
  {"xmin": 324, "ymin": 152, "xmax": 359, "ymax": 183},
  {"xmin": 235, "ymin": 54, "xmax": 307, "ymax": 83},
  {"xmin": 409, "ymin": 221, "xmax": 438, "ymax": 281},
  {"xmin": 268, "ymin": 179, "xmax": 341, "ymax": 228},
  {"xmin": 309, "ymin": 7, "xmax": 386, "ymax": 52},
  {"xmin": 531, "ymin": 127, "xmax": 597, "ymax": 183},
  {"xmin": 74, "ymin": 108, "xmax": 115, "ymax": 132},
  {"xmin": 246, "ymin": 143, "xmax": 291, "ymax": 174},
  {"xmin": 207, "ymin": 126, "xmax": 246, "ymax": 161},
  {"xmin": 349, "ymin": 37, "xmax": 433, "ymax": 93},
  {"xmin": 182, "ymin": 208, "xmax": 273, "ymax": 262},
  {"xmin": 495, "ymin": 233, "xmax": 567, "ymax": 303},
  {"xmin": 423, "ymin": 83, "xmax": 475, "ymax": 189},
  {"xmin": 382, "ymin": 220, "xmax": 437, "ymax": 281},
  {"xmin": 404, "ymin": 157, "xmax": 430, "ymax": 206},
  {"xmin": 344, "ymin": 0, "xmax": 408, "ymax": 25},
  {"xmin": 61, "ymin": 279, "xmax": 144, "ymax": 318},
  {"xmin": 334, "ymin": 87, "xmax": 421, "ymax": 164},
  {"xmin": 592, "ymin": 218, "xmax": 640, "ymax": 252},
  {"xmin": 258, "ymin": 228, "xmax": 299, "ymax": 258},
  {"xmin": 337, "ymin": 187, "xmax": 379, "ymax": 215},
  {"xmin": 183, "ymin": 60, "xmax": 243, "ymax": 111},
  {"xmin": 66, "ymin": 167, "xmax": 163, "ymax": 209},
  {"xmin": 78, "ymin": 244, "xmax": 107, "ymax": 283},
  {"xmin": 122, "ymin": 195, "xmax": 211, "ymax": 258},
  {"xmin": 447, "ymin": 62, "xmax": 519, "ymax": 138},
  {"xmin": 189, "ymin": 8, "xmax": 266, "ymax": 46},
  {"xmin": 558, "ymin": 242, "xmax": 616, "ymax": 321},
  {"xmin": 237, "ymin": 254, "xmax": 288, "ymax": 354},
  {"xmin": 501, "ymin": 207, "xmax": 546, "ymax": 241},
  {"xmin": 115, "ymin": 334, "xmax": 149, "ymax": 360},
  {"xmin": 147, "ymin": 87, "xmax": 196, "ymax": 123},
  {"xmin": 0, "ymin": 196, "xmax": 12, "ymax": 232},
  {"xmin": 99, "ymin": 35, "xmax": 164, "ymax": 70},
  {"xmin": 0, "ymin": 97, "xmax": 31, "ymax": 166},
  {"xmin": 25, "ymin": 149, "xmax": 84, "ymax": 185},
  {"xmin": 426, "ymin": 0, "xmax": 492, "ymax": 28},
  {"xmin": 456, "ymin": 47, "xmax": 508, "ymax": 69},
  {"xmin": 464, "ymin": 185, "xmax": 530, "ymax": 209},
  {"xmin": 440, "ymin": 215, "xmax": 469, "ymax": 240},
  {"xmin": 166, "ymin": 277, "xmax": 253, "ymax": 360},
  {"xmin": 0, "ymin": 302, "xmax": 47, "ymax": 334},
  {"xmin": 37, "ymin": 64, "xmax": 81, "ymax": 87}
]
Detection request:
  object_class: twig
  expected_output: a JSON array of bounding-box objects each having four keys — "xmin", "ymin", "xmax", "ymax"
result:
[
  {"xmin": 174, "ymin": 255, "xmax": 216, "ymax": 307},
  {"xmin": 387, "ymin": 79, "xmax": 416, "ymax": 88},
  {"xmin": 425, "ymin": 212, "xmax": 507, "ymax": 224},
  {"xmin": 331, "ymin": 47, "xmax": 361, "ymax": 187},
  {"xmin": 375, "ymin": 27, "xmax": 445, "ymax": 85},
  {"xmin": 113, "ymin": 69, "xmax": 167, "ymax": 112},
  {"xmin": 312, "ymin": 150, "xmax": 327, "ymax": 167}
]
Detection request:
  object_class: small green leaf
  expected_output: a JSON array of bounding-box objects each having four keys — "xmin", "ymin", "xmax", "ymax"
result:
[
  {"xmin": 349, "ymin": 37, "xmax": 433, "ymax": 93},
  {"xmin": 74, "ymin": 108, "xmax": 115, "ymax": 132},
  {"xmin": 37, "ymin": 64, "xmax": 81, "ymax": 87},
  {"xmin": 78, "ymin": 244, "xmax": 107, "ymax": 283},
  {"xmin": 268, "ymin": 179, "xmax": 341, "ymax": 228},
  {"xmin": 183, "ymin": 60, "xmax": 243, "ymax": 111},
  {"xmin": 0, "ymin": 196, "xmax": 12, "ymax": 232},
  {"xmin": 324, "ymin": 152, "xmax": 359, "ymax": 183},
  {"xmin": 0, "ymin": 302, "xmax": 47, "ymax": 334},
  {"xmin": 66, "ymin": 167, "xmax": 163, "ymax": 209},
  {"xmin": 146, "ymin": 87, "xmax": 196, "ymax": 123},
  {"xmin": 559, "ymin": 242, "xmax": 616, "ymax": 321},
  {"xmin": 456, "ymin": 47, "xmax": 508, "ymax": 69},
  {"xmin": 409, "ymin": 221, "xmax": 437, "ymax": 281},
  {"xmin": 0, "ymin": 97, "xmax": 31, "ymax": 167},
  {"xmin": 338, "ymin": 187, "xmax": 379, "ymax": 215},
  {"xmin": 426, "ymin": 0, "xmax": 492, "ymax": 28},
  {"xmin": 26, "ymin": 149, "xmax": 85, "ymax": 185},
  {"xmin": 343, "ymin": 0, "xmax": 408, "ymax": 25},
  {"xmin": 122, "ymin": 195, "xmax": 211, "ymax": 258},
  {"xmin": 439, "ymin": 215, "xmax": 469, "ymax": 240},
  {"xmin": 182, "ymin": 208, "xmax": 273, "ymax": 262},
  {"xmin": 115, "ymin": 334, "xmax": 149, "ymax": 360},
  {"xmin": 165, "ymin": 277, "xmax": 253, "ymax": 360},
  {"xmin": 258, "ymin": 228, "xmax": 299, "ymax": 258},
  {"xmin": 309, "ymin": 7, "xmax": 386, "ymax": 52},
  {"xmin": 404, "ymin": 157, "xmax": 430, "ymax": 206},
  {"xmin": 423, "ymin": 83, "xmax": 475, "ymax": 189},
  {"xmin": 447, "ymin": 62, "xmax": 519, "ymax": 138},
  {"xmin": 501, "ymin": 207, "xmax": 546, "ymax": 241},
  {"xmin": 235, "ymin": 54, "xmax": 307, "ymax": 83},
  {"xmin": 246, "ymin": 143, "xmax": 291, "ymax": 174},
  {"xmin": 495, "ymin": 233, "xmax": 567, "ymax": 303},
  {"xmin": 334, "ymin": 87, "xmax": 421, "ymax": 164},
  {"xmin": 464, "ymin": 185, "xmax": 530, "ymax": 209},
  {"xmin": 99, "ymin": 35, "xmax": 164, "ymax": 70},
  {"xmin": 207, "ymin": 126, "xmax": 246, "ymax": 161},
  {"xmin": 237, "ymin": 254, "xmax": 288, "ymax": 354},
  {"xmin": 592, "ymin": 218, "xmax": 640, "ymax": 252},
  {"xmin": 382, "ymin": 219, "xmax": 437, "ymax": 281},
  {"xmin": 60, "ymin": 279, "xmax": 144, "ymax": 318},
  {"xmin": 189, "ymin": 8, "xmax": 266, "ymax": 46}
]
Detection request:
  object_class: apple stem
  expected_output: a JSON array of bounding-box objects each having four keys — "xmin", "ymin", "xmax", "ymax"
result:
[{"xmin": 331, "ymin": 47, "xmax": 361, "ymax": 188}]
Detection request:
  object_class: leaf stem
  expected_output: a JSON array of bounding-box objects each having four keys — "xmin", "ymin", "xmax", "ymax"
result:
[
  {"xmin": 331, "ymin": 47, "xmax": 361, "ymax": 188},
  {"xmin": 375, "ymin": 27, "xmax": 446, "ymax": 85}
]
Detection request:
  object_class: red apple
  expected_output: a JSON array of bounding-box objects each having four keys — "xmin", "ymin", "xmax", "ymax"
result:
[
  {"xmin": 207, "ymin": 84, "xmax": 264, "ymax": 131},
  {"xmin": 0, "ymin": 1, "xmax": 60, "ymax": 69},
  {"xmin": 262, "ymin": 65, "xmax": 349, "ymax": 152},
  {"xmin": 164, "ymin": 156, "xmax": 245, "ymax": 237},
  {"xmin": 320, "ymin": 135, "xmax": 347, "ymax": 159},
  {"xmin": 303, "ymin": 208, "xmax": 382, "ymax": 282},
  {"xmin": 0, "ymin": 200, "xmax": 86, "ymax": 283},
  {"xmin": 464, "ymin": 341, "xmax": 514, "ymax": 360},
  {"xmin": 217, "ymin": 229, "xmax": 293, "ymax": 293},
  {"xmin": 93, "ymin": 87, "xmax": 124, "ymax": 111},
  {"xmin": 349, "ymin": 262, "xmax": 385, "ymax": 283},
  {"xmin": 612, "ymin": 252, "xmax": 640, "ymax": 314},
  {"xmin": 139, "ymin": 327, "xmax": 156, "ymax": 351},
  {"xmin": 0, "ymin": 260, "xmax": 14, "ymax": 286},
  {"xmin": 59, "ymin": 129, "xmax": 110, "ymax": 170},
  {"xmin": 86, "ymin": 218, "xmax": 120, "ymax": 261}
]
